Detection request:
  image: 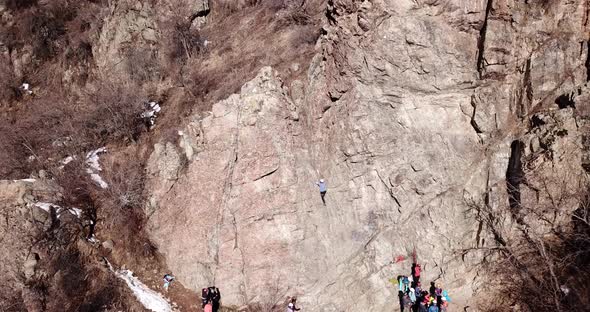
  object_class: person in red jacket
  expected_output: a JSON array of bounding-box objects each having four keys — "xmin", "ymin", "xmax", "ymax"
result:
[{"xmin": 411, "ymin": 263, "xmax": 421, "ymax": 286}]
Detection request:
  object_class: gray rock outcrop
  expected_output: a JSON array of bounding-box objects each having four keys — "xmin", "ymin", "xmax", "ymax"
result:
[
  {"xmin": 0, "ymin": 179, "xmax": 57, "ymax": 311},
  {"xmin": 144, "ymin": 1, "xmax": 589, "ymax": 310}
]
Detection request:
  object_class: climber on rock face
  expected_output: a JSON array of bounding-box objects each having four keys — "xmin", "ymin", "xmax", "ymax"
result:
[
  {"xmin": 315, "ymin": 179, "xmax": 327, "ymax": 205},
  {"xmin": 287, "ymin": 297, "xmax": 301, "ymax": 312},
  {"xmin": 162, "ymin": 274, "xmax": 175, "ymax": 291}
]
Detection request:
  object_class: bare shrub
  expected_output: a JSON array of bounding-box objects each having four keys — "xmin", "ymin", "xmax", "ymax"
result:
[
  {"xmin": 464, "ymin": 185, "xmax": 590, "ymax": 311},
  {"xmin": 28, "ymin": 3, "xmax": 76, "ymax": 61},
  {"xmin": 170, "ymin": 23, "xmax": 203, "ymax": 62},
  {"xmin": 124, "ymin": 48, "xmax": 161, "ymax": 84},
  {"xmin": 245, "ymin": 276, "xmax": 290, "ymax": 312},
  {"xmin": 5, "ymin": 0, "xmax": 38, "ymax": 11},
  {"xmin": 0, "ymin": 57, "xmax": 16, "ymax": 105},
  {"xmin": 84, "ymin": 81, "xmax": 146, "ymax": 144}
]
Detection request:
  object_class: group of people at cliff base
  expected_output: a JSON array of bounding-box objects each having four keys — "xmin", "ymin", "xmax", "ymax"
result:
[
  {"xmin": 164, "ymin": 277, "xmax": 302, "ymax": 311},
  {"xmin": 201, "ymin": 286, "xmax": 221, "ymax": 312},
  {"xmin": 397, "ymin": 263, "xmax": 451, "ymax": 312}
]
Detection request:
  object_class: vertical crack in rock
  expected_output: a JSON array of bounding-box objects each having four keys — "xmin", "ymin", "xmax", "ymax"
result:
[
  {"xmin": 506, "ymin": 140, "xmax": 525, "ymax": 219},
  {"xmin": 326, "ymin": 0, "xmax": 338, "ymax": 25},
  {"xmin": 586, "ymin": 41, "xmax": 590, "ymax": 81},
  {"xmin": 517, "ymin": 58, "xmax": 533, "ymax": 119},
  {"xmin": 374, "ymin": 169, "xmax": 402, "ymax": 211},
  {"xmin": 524, "ymin": 58, "xmax": 533, "ymax": 115},
  {"xmin": 231, "ymin": 211, "xmax": 249, "ymax": 303},
  {"xmin": 213, "ymin": 105, "xmax": 242, "ymax": 285},
  {"xmin": 470, "ymin": 97, "xmax": 483, "ymax": 134},
  {"xmin": 555, "ymin": 92, "xmax": 576, "ymax": 109},
  {"xmin": 476, "ymin": 169, "xmax": 492, "ymax": 248},
  {"xmin": 190, "ymin": 7, "xmax": 210, "ymax": 21},
  {"xmin": 477, "ymin": 0, "xmax": 494, "ymax": 78}
]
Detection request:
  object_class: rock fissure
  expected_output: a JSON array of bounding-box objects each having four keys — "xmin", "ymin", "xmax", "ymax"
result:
[
  {"xmin": 213, "ymin": 104, "xmax": 243, "ymax": 283},
  {"xmin": 252, "ymin": 166, "xmax": 279, "ymax": 182},
  {"xmin": 506, "ymin": 140, "xmax": 525, "ymax": 216},
  {"xmin": 477, "ymin": 0, "xmax": 494, "ymax": 78}
]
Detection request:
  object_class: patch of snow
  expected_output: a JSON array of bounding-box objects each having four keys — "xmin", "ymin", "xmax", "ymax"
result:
[
  {"xmin": 86, "ymin": 147, "xmax": 107, "ymax": 171},
  {"xmin": 21, "ymin": 82, "xmax": 33, "ymax": 95},
  {"xmin": 61, "ymin": 156, "xmax": 76, "ymax": 165},
  {"xmin": 89, "ymin": 172, "xmax": 109, "ymax": 189},
  {"xmin": 142, "ymin": 110, "xmax": 155, "ymax": 118},
  {"xmin": 149, "ymin": 101, "xmax": 161, "ymax": 113},
  {"xmin": 177, "ymin": 130, "xmax": 184, "ymax": 136},
  {"xmin": 67, "ymin": 207, "xmax": 83, "ymax": 218},
  {"xmin": 141, "ymin": 101, "xmax": 161, "ymax": 128},
  {"xmin": 58, "ymin": 155, "xmax": 77, "ymax": 170},
  {"xmin": 33, "ymin": 202, "xmax": 82, "ymax": 218},
  {"xmin": 115, "ymin": 269, "xmax": 172, "ymax": 312},
  {"xmin": 14, "ymin": 178, "xmax": 36, "ymax": 183},
  {"xmin": 52, "ymin": 136, "xmax": 73, "ymax": 148},
  {"xmin": 87, "ymin": 235, "xmax": 100, "ymax": 244},
  {"xmin": 85, "ymin": 147, "xmax": 108, "ymax": 189},
  {"xmin": 34, "ymin": 202, "xmax": 55, "ymax": 213}
]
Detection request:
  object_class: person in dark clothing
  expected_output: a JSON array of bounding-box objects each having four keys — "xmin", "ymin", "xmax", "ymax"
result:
[
  {"xmin": 398, "ymin": 290, "xmax": 405, "ymax": 312},
  {"xmin": 208, "ymin": 286, "xmax": 221, "ymax": 312},
  {"xmin": 429, "ymin": 282, "xmax": 436, "ymax": 297},
  {"xmin": 287, "ymin": 297, "xmax": 301, "ymax": 311},
  {"xmin": 201, "ymin": 287, "xmax": 209, "ymax": 308},
  {"xmin": 412, "ymin": 289, "xmax": 421, "ymax": 312},
  {"xmin": 434, "ymin": 284, "xmax": 442, "ymax": 310},
  {"xmin": 315, "ymin": 179, "xmax": 327, "ymax": 205}
]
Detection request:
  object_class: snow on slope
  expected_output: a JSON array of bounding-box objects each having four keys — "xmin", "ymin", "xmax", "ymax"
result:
[
  {"xmin": 85, "ymin": 147, "xmax": 109, "ymax": 188},
  {"xmin": 114, "ymin": 269, "xmax": 172, "ymax": 312}
]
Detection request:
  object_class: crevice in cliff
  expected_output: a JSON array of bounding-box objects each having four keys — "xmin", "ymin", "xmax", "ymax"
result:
[
  {"xmin": 524, "ymin": 58, "xmax": 533, "ymax": 116},
  {"xmin": 585, "ymin": 41, "xmax": 590, "ymax": 81},
  {"xmin": 374, "ymin": 169, "xmax": 402, "ymax": 211},
  {"xmin": 213, "ymin": 108, "xmax": 242, "ymax": 284},
  {"xmin": 477, "ymin": 0, "xmax": 494, "ymax": 78},
  {"xmin": 516, "ymin": 58, "xmax": 533, "ymax": 119},
  {"xmin": 555, "ymin": 93, "xmax": 576, "ymax": 109},
  {"xmin": 190, "ymin": 7, "xmax": 210, "ymax": 22},
  {"xmin": 253, "ymin": 167, "xmax": 279, "ymax": 181},
  {"xmin": 326, "ymin": 0, "xmax": 338, "ymax": 25},
  {"xmin": 477, "ymin": 169, "xmax": 491, "ymax": 248},
  {"xmin": 470, "ymin": 103, "xmax": 483, "ymax": 134},
  {"xmin": 506, "ymin": 140, "xmax": 524, "ymax": 219},
  {"xmin": 231, "ymin": 211, "xmax": 249, "ymax": 304}
]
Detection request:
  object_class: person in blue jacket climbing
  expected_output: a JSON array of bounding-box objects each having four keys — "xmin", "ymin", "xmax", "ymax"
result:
[{"xmin": 315, "ymin": 179, "xmax": 327, "ymax": 205}]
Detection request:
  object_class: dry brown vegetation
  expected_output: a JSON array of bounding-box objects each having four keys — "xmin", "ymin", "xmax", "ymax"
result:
[
  {"xmin": 0, "ymin": 0, "xmax": 325, "ymax": 310},
  {"xmin": 464, "ymin": 180, "xmax": 590, "ymax": 312},
  {"xmin": 160, "ymin": 0, "xmax": 323, "ymax": 110}
]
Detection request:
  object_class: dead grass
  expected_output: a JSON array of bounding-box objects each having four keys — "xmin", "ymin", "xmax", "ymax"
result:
[
  {"xmin": 0, "ymin": 0, "xmax": 326, "ymax": 310},
  {"xmin": 161, "ymin": 0, "xmax": 323, "ymax": 113}
]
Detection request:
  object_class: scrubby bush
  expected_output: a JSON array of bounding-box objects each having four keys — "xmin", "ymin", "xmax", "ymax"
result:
[{"xmin": 465, "ymin": 187, "xmax": 590, "ymax": 311}]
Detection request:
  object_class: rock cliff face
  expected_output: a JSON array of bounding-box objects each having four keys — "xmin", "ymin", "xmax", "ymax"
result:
[
  {"xmin": 2, "ymin": 0, "xmax": 588, "ymax": 310},
  {"xmin": 145, "ymin": 1, "xmax": 589, "ymax": 310},
  {"xmin": 0, "ymin": 179, "xmax": 61, "ymax": 311}
]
